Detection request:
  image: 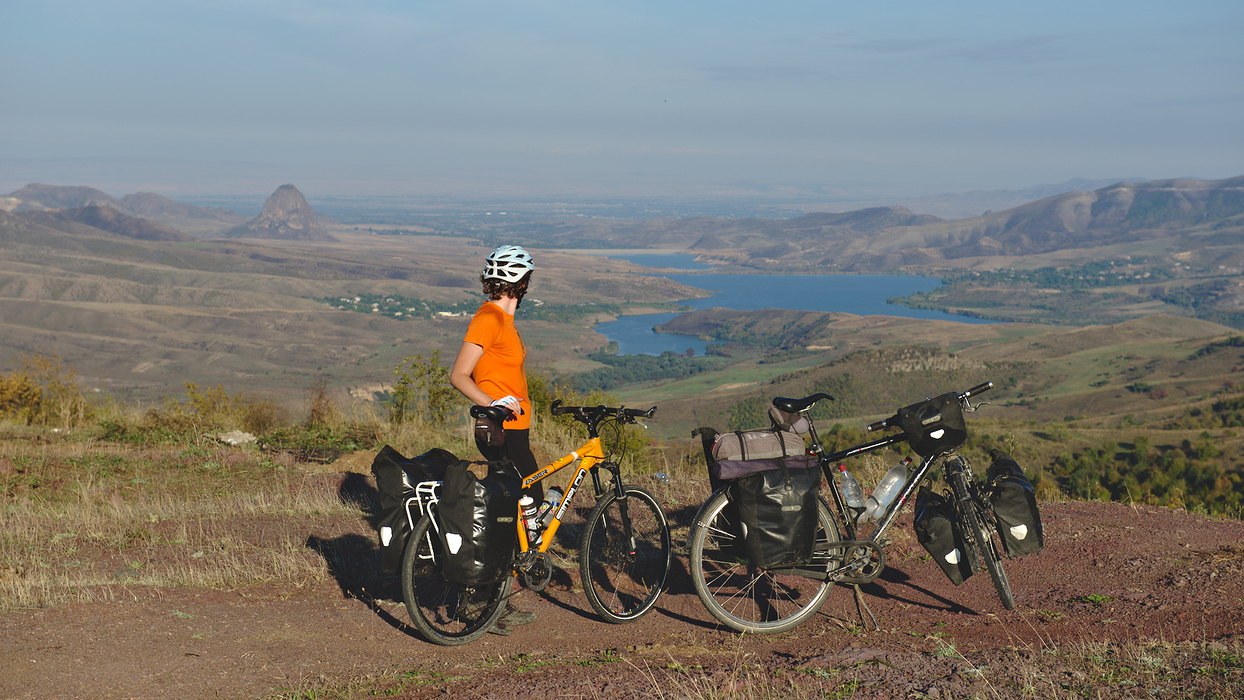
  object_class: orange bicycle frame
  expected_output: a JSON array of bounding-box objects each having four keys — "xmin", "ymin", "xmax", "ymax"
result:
[{"xmin": 515, "ymin": 435, "xmax": 605, "ymax": 553}]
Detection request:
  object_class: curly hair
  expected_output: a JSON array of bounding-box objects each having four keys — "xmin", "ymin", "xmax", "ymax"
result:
[{"xmin": 481, "ymin": 270, "xmax": 532, "ymax": 306}]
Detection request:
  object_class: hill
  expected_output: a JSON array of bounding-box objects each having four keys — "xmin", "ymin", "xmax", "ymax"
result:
[
  {"xmin": 5, "ymin": 183, "xmax": 124, "ymax": 211},
  {"xmin": 515, "ymin": 176, "xmax": 1244, "ymax": 274},
  {"xmin": 225, "ymin": 184, "xmax": 337, "ymax": 242},
  {"xmin": 4, "ymin": 183, "xmax": 247, "ymax": 238},
  {"xmin": 14, "ymin": 204, "xmax": 197, "ymax": 242},
  {"xmin": 118, "ymin": 191, "xmax": 246, "ymax": 236}
]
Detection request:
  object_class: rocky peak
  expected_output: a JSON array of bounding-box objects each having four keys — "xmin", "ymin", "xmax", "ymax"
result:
[{"xmin": 226, "ymin": 184, "xmax": 336, "ymax": 241}]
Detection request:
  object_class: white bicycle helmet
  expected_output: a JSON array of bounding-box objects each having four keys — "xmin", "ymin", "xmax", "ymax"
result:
[{"xmin": 482, "ymin": 245, "xmax": 535, "ymax": 282}]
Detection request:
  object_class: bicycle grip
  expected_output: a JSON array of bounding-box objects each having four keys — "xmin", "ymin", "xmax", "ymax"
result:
[
  {"xmin": 550, "ymin": 399, "xmax": 567, "ymax": 415},
  {"xmin": 865, "ymin": 414, "xmax": 898, "ymax": 433},
  {"xmin": 965, "ymin": 381, "xmax": 994, "ymax": 398}
]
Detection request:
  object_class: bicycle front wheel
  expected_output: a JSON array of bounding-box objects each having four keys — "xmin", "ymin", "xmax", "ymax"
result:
[
  {"xmin": 579, "ymin": 485, "xmax": 672, "ymax": 623},
  {"xmin": 959, "ymin": 496, "xmax": 1015, "ymax": 610},
  {"xmin": 401, "ymin": 512, "xmax": 512, "ymax": 645},
  {"xmin": 689, "ymin": 490, "xmax": 840, "ymax": 634}
]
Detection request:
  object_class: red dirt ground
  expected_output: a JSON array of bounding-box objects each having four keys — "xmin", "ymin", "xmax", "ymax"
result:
[{"xmin": 3, "ymin": 498, "xmax": 1243, "ymax": 699}]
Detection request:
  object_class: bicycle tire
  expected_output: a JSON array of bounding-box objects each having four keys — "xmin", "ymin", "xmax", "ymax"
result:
[
  {"xmin": 689, "ymin": 490, "xmax": 840, "ymax": 634},
  {"xmin": 401, "ymin": 512, "xmax": 512, "ymax": 645},
  {"xmin": 959, "ymin": 497, "xmax": 1016, "ymax": 610},
  {"xmin": 579, "ymin": 485, "xmax": 672, "ymax": 623},
  {"xmin": 948, "ymin": 472, "xmax": 983, "ymax": 572}
]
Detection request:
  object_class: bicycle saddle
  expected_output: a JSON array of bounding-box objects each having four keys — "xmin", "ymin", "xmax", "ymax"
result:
[{"xmin": 772, "ymin": 393, "xmax": 834, "ymax": 413}]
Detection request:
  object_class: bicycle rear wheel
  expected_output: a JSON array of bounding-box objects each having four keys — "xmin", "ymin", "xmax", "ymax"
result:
[
  {"xmin": 401, "ymin": 512, "xmax": 511, "ymax": 645},
  {"xmin": 689, "ymin": 490, "xmax": 840, "ymax": 634},
  {"xmin": 579, "ymin": 485, "xmax": 672, "ymax": 623}
]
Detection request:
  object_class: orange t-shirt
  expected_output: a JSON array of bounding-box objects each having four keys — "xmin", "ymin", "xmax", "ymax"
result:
[{"xmin": 463, "ymin": 302, "xmax": 530, "ymax": 430}]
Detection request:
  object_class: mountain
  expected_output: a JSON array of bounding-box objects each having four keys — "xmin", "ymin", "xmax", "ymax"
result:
[
  {"xmin": 885, "ymin": 175, "xmax": 1244, "ymax": 259},
  {"xmin": 6, "ymin": 183, "xmax": 125, "ymax": 212},
  {"xmin": 4, "ymin": 184, "xmax": 246, "ymax": 237},
  {"xmin": 521, "ymin": 176, "xmax": 1244, "ymax": 272},
  {"xmin": 15, "ymin": 204, "xmax": 196, "ymax": 242},
  {"xmin": 118, "ymin": 192, "xmax": 246, "ymax": 236},
  {"xmin": 225, "ymin": 184, "xmax": 336, "ymax": 242},
  {"xmin": 890, "ymin": 177, "xmax": 1149, "ymax": 220}
]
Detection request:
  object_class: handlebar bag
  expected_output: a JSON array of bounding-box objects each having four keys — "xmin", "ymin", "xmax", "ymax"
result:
[
  {"xmin": 437, "ymin": 460, "xmax": 521, "ymax": 586},
  {"xmin": 986, "ymin": 451, "xmax": 1044, "ymax": 557},
  {"xmin": 898, "ymin": 392, "xmax": 967, "ymax": 457},
  {"xmin": 370, "ymin": 445, "xmax": 458, "ymax": 574},
  {"xmin": 726, "ymin": 455, "xmax": 821, "ymax": 569},
  {"xmin": 914, "ymin": 486, "xmax": 974, "ymax": 585}
]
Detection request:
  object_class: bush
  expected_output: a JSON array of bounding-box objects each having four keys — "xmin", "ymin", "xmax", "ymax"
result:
[
  {"xmin": 0, "ymin": 353, "xmax": 92, "ymax": 429},
  {"xmin": 388, "ymin": 351, "xmax": 461, "ymax": 426}
]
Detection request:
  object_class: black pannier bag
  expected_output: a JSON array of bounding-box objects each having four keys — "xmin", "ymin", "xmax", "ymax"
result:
[
  {"xmin": 694, "ymin": 423, "xmax": 819, "ymax": 568},
  {"xmin": 914, "ymin": 486, "xmax": 974, "ymax": 585},
  {"xmin": 898, "ymin": 392, "xmax": 967, "ymax": 457},
  {"xmin": 726, "ymin": 455, "xmax": 822, "ymax": 569},
  {"xmin": 437, "ymin": 459, "xmax": 522, "ymax": 586},
  {"xmin": 986, "ymin": 450, "xmax": 1044, "ymax": 557},
  {"xmin": 370, "ymin": 445, "xmax": 457, "ymax": 574}
]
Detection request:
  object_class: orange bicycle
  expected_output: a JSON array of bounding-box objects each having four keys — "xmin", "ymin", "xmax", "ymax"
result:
[{"xmin": 401, "ymin": 401, "xmax": 671, "ymax": 645}]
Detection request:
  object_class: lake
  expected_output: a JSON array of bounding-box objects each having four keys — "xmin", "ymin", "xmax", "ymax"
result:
[{"xmin": 593, "ymin": 253, "xmax": 992, "ymax": 356}]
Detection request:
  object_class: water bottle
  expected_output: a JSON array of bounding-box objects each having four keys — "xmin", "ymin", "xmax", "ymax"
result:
[
  {"xmin": 536, "ymin": 486, "xmax": 564, "ymax": 526},
  {"xmin": 519, "ymin": 495, "xmax": 539, "ymax": 541},
  {"xmin": 836, "ymin": 464, "xmax": 865, "ymax": 510},
  {"xmin": 859, "ymin": 457, "xmax": 912, "ymax": 523}
]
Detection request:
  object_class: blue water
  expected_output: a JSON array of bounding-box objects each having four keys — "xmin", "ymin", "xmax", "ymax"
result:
[{"xmin": 593, "ymin": 253, "xmax": 991, "ymax": 356}]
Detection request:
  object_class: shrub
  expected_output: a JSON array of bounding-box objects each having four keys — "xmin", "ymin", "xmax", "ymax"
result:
[
  {"xmin": 388, "ymin": 351, "xmax": 461, "ymax": 426},
  {"xmin": 0, "ymin": 353, "xmax": 92, "ymax": 429}
]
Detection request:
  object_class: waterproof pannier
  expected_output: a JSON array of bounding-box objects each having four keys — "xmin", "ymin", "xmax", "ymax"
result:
[
  {"xmin": 898, "ymin": 392, "xmax": 967, "ymax": 457},
  {"xmin": 727, "ymin": 456, "xmax": 822, "ymax": 568},
  {"xmin": 986, "ymin": 451, "xmax": 1044, "ymax": 557},
  {"xmin": 914, "ymin": 486, "xmax": 974, "ymax": 585},
  {"xmin": 436, "ymin": 460, "xmax": 522, "ymax": 586},
  {"xmin": 370, "ymin": 445, "xmax": 457, "ymax": 574},
  {"xmin": 694, "ymin": 423, "xmax": 819, "ymax": 568}
]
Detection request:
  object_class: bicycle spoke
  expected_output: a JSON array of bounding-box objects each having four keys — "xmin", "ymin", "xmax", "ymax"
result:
[{"xmin": 580, "ymin": 486, "xmax": 671, "ymax": 623}]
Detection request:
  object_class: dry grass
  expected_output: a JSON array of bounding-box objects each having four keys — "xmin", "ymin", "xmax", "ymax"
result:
[{"xmin": 0, "ymin": 432, "xmax": 365, "ymax": 612}]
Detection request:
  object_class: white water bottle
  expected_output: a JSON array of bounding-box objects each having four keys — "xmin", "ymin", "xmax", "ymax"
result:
[
  {"xmin": 837, "ymin": 464, "xmax": 865, "ymax": 510},
  {"xmin": 859, "ymin": 457, "xmax": 912, "ymax": 523},
  {"xmin": 537, "ymin": 486, "xmax": 564, "ymax": 526},
  {"xmin": 520, "ymin": 495, "xmax": 539, "ymax": 539}
]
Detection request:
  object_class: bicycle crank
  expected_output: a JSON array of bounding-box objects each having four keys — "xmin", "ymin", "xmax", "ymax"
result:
[
  {"xmin": 827, "ymin": 539, "xmax": 886, "ymax": 585},
  {"xmin": 517, "ymin": 552, "xmax": 553, "ymax": 592}
]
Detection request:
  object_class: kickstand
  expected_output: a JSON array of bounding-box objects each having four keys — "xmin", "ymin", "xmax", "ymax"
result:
[{"xmin": 852, "ymin": 584, "xmax": 879, "ymax": 631}]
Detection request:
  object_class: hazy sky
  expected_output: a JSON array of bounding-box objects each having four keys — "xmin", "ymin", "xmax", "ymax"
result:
[{"xmin": 2, "ymin": 0, "xmax": 1241, "ymax": 201}]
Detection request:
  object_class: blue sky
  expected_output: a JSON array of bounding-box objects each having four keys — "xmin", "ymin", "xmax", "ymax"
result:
[{"xmin": 2, "ymin": 0, "xmax": 1241, "ymax": 202}]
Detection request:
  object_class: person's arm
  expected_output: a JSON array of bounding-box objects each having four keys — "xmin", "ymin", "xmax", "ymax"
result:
[{"xmin": 450, "ymin": 341, "xmax": 493, "ymax": 406}]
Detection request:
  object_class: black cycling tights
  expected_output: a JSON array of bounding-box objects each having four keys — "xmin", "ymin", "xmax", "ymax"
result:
[{"xmin": 502, "ymin": 428, "xmax": 543, "ymax": 503}]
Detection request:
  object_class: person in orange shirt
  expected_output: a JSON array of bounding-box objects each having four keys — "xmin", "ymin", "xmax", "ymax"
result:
[{"xmin": 450, "ymin": 244, "xmax": 539, "ymax": 634}]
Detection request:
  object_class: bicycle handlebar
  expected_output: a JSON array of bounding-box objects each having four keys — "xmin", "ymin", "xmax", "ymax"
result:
[
  {"xmin": 549, "ymin": 400, "xmax": 657, "ymax": 423},
  {"xmin": 863, "ymin": 380, "xmax": 994, "ymax": 433}
]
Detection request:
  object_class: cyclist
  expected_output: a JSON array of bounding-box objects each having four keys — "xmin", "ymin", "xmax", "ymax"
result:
[{"xmin": 449, "ymin": 244, "xmax": 539, "ymax": 635}]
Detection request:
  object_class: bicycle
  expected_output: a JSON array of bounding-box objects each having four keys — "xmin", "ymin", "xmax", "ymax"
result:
[
  {"xmin": 400, "ymin": 401, "xmax": 672, "ymax": 645},
  {"xmin": 687, "ymin": 381, "xmax": 1013, "ymax": 634}
]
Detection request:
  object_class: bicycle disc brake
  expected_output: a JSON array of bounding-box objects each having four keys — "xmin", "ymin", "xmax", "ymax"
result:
[{"xmin": 518, "ymin": 552, "xmax": 553, "ymax": 592}]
